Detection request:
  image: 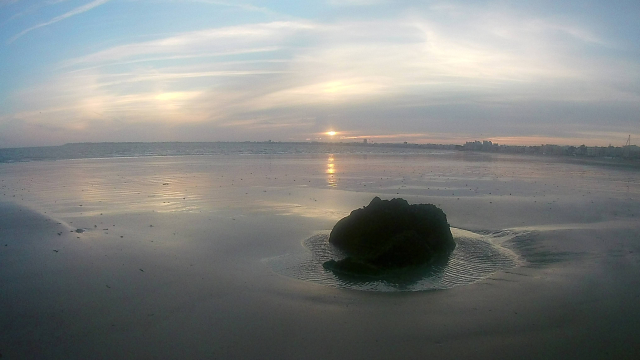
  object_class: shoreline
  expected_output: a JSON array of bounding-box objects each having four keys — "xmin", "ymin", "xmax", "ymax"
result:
[
  {"xmin": 2, "ymin": 142, "xmax": 640, "ymax": 167},
  {"xmin": 2, "ymin": 153, "xmax": 640, "ymax": 359}
]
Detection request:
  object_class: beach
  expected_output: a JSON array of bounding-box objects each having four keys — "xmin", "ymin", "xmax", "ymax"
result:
[{"xmin": 2, "ymin": 150, "xmax": 640, "ymax": 359}]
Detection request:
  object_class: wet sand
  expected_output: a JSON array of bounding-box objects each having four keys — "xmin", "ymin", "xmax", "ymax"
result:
[{"xmin": 1, "ymin": 153, "xmax": 640, "ymax": 359}]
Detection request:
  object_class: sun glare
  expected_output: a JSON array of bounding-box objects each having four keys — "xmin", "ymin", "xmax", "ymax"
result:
[{"xmin": 327, "ymin": 131, "xmax": 337, "ymax": 136}]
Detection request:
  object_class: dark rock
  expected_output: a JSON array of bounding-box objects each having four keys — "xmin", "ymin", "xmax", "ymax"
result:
[{"xmin": 323, "ymin": 197, "xmax": 455, "ymax": 276}]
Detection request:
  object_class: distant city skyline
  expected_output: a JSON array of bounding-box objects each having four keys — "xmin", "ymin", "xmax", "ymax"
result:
[{"xmin": 1, "ymin": 0, "xmax": 639, "ymax": 148}]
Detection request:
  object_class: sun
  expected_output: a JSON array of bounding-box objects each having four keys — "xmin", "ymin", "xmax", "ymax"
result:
[{"xmin": 326, "ymin": 131, "xmax": 337, "ymax": 136}]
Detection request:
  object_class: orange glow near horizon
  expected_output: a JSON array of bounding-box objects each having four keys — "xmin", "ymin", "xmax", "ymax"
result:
[
  {"xmin": 333, "ymin": 132, "xmax": 630, "ymax": 147},
  {"xmin": 326, "ymin": 131, "xmax": 337, "ymax": 136}
]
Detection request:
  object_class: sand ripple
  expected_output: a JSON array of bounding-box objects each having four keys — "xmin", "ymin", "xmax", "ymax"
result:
[{"xmin": 265, "ymin": 228, "xmax": 521, "ymax": 292}]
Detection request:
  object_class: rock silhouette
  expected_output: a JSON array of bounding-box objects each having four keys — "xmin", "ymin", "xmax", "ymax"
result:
[{"xmin": 323, "ymin": 197, "xmax": 455, "ymax": 277}]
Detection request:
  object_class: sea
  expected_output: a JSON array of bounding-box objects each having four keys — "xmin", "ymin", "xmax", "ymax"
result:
[
  {"xmin": 0, "ymin": 142, "xmax": 456, "ymax": 163},
  {"xmin": 2, "ymin": 141, "xmax": 639, "ymax": 292}
]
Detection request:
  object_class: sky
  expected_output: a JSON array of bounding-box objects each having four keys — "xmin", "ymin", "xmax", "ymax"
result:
[{"xmin": 0, "ymin": 0, "xmax": 639, "ymax": 148}]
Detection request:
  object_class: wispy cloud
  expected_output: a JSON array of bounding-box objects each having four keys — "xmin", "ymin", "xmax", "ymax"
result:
[
  {"xmin": 64, "ymin": 21, "xmax": 316, "ymax": 65},
  {"xmin": 0, "ymin": 0, "xmax": 20, "ymax": 7},
  {"xmin": 8, "ymin": 0, "xmax": 110, "ymax": 43},
  {"xmin": 5, "ymin": 5, "xmax": 639, "ymax": 146},
  {"xmin": 64, "ymin": 47, "xmax": 282, "ymax": 72},
  {"xmin": 5, "ymin": 0, "xmax": 73, "ymax": 23},
  {"xmin": 95, "ymin": 70, "xmax": 289, "ymax": 87},
  {"xmin": 21, "ymin": 17, "xmax": 633, "ymax": 119},
  {"xmin": 186, "ymin": 0, "xmax": 280, "ymax": 16}
]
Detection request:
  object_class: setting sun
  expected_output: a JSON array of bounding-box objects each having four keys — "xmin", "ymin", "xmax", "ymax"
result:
[{"xmin": 326, "ymin": 131, "xmax": 337, "ymax": 136}]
